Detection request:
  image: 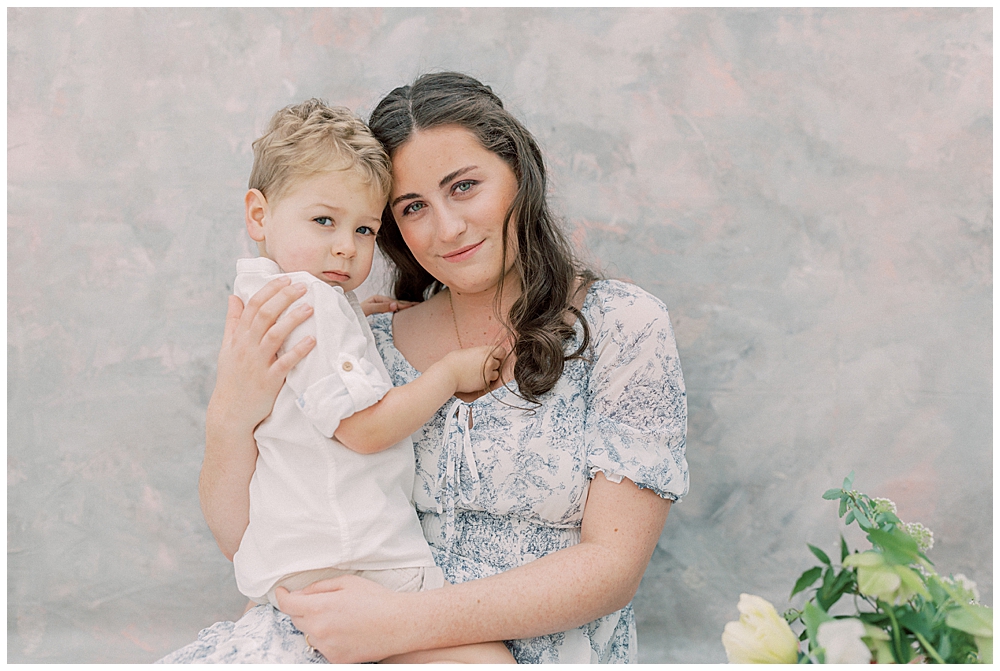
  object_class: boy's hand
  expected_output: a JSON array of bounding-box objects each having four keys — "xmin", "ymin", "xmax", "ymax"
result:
[
  {"xmin": 442, "ymin": 345, "xmax": 503, "ymax": 393},
  {"xmin": 361, "ymin": 295, "xmax": 416, "ymax": 316}
]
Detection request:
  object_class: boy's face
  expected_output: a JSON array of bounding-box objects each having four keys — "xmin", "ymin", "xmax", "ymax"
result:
[{"xmin": 246, "ymin": 169, "xmax": 384, "ymax": 292}]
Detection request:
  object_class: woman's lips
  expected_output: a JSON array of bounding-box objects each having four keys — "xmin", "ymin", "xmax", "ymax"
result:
[
  {"xmin": 442, "ymin": 240, "xmax": 484, "ymax": 263},
  {"xmin": 322, "ymin": 271, "xmax": 350, "ymax": 282}
]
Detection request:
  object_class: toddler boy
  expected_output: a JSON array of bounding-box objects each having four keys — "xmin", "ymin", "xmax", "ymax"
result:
[{"xmin": 232, "ymin": 100, "xmax": 512, "ymax": 663}]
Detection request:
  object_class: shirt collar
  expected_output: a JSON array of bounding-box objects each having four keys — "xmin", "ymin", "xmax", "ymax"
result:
[{"xmin": 236, "ymin": 256, "xmax": 283, "ymax": 275}]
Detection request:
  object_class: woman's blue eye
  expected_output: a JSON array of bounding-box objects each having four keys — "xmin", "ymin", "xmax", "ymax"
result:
[
  {"xmin": 454, "ymin": 180, "xmax": 475, "ymax": 193},
  {"xmin": 402, "ymin": 202, "xmax": 425, "ymax": 216},
  {"xmin": 314, "ymin": 216, "xmax": 334, "ymax": 227}
]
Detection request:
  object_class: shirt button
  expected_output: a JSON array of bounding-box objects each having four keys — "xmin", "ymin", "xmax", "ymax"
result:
[{"xmin": 342, "ymin": 361, "xmax": 353, "ymax": 372}]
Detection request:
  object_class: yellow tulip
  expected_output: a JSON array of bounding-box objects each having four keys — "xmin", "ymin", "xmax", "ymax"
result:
[{"xmin": 722, "ymin": 594, "xmax": 800, "ymax": 663}]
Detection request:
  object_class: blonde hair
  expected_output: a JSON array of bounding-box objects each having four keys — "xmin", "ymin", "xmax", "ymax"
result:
[{"xmin": 249, "ymin": 99, "xmax": 391, "ymax": 203}]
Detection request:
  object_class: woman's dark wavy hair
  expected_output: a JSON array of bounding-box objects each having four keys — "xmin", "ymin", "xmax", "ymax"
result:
[{"xmin": 369, "ymin": 72, "xmax": 598, "ymax": 404}]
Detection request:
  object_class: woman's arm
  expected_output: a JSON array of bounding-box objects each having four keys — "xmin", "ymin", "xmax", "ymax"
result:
[
  {"xmin": 275, "ymin": 471, "xmax": 672, "ymax": 662},
  {"xmin": 199, "ymin": 278, "xmax": 316, "ymax": 559}
]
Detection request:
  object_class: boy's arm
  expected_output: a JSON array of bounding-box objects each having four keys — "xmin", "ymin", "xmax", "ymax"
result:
[
  {"xmin": 335, "ymin": 345, "xmax": 501, "ymax": 453},
  {"xmin": 334, "ymin": 359, "xmax": 459, "ymax": 454},
  {"xmin": 281, "ymin": 278, "xmax": 393, "ymax": 438}
]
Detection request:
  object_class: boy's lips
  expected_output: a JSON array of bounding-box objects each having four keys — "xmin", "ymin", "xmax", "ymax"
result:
[
  {"xmin": 322, "ymin": 271, "xmax": 351, "ymax": 282},
  {"xmin": 442, "ymin": 240, "xmax": 484, "ymax": 262}
]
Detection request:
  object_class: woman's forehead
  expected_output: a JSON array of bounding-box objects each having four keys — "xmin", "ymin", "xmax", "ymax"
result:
[{"xmin": 390, "ymin": 125, "xmax": 498, "ymax": 191}]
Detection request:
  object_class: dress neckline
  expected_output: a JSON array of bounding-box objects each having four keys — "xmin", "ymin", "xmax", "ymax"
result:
[{"xmin": 381, "ymin": 280, "xmax": 607, "ymax": 407}]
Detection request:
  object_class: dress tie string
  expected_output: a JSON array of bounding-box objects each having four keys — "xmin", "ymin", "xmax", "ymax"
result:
[{"xmin": 434, "ymin": 399, "xmax": 481, "ymax": 539}]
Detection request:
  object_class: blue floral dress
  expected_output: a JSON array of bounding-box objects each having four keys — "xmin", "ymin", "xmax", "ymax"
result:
[
  {"xmin": 371, "ymin": 279, "xmax": 688, "ymax": 663},
  {"xmin": 157, "ymin": 280, "xmax": 688, "ymax": 664}
]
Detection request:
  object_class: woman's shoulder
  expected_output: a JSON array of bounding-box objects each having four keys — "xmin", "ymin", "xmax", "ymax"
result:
[{"xmin": 583, "ymin": 278, "xmax": 673, "ymax": 328}]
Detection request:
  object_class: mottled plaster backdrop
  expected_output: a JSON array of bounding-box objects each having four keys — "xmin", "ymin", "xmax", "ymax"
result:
[{"xmin": 8, "ymin": 8, "xmax": 992, "ymax": 663}]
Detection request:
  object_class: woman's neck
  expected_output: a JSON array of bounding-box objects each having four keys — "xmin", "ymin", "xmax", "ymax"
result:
[{"xmin": 447, "ymin": 271, "xmax": 521, "ymax": 349}]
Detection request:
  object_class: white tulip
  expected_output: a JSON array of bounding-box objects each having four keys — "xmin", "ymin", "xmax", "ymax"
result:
[{"xmin": 817, "ymin": 618, "xmax": 872, "ymax": 664}]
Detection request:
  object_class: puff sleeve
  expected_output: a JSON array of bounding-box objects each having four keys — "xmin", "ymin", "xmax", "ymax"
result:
[
  {"xmin": 584, "ymin": 281, "xmax": 689, "ymax": 501},
  {"xmin": 275, "ymin": 274, "xmax": 392, "ymax": 438}
]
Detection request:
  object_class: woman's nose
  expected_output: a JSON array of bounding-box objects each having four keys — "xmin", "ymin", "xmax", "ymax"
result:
[{"xmin": 435, "ymin": 204, "xmax": 467, "ymax": 242}]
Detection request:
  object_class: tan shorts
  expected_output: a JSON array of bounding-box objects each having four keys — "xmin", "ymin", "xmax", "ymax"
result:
[{"xmin": 259, "ymin": 565, "xmax": 445, "ymax": 608}]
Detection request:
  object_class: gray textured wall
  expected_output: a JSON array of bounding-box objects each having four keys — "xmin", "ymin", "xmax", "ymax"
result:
[{"xmin": 8, "ymin": 8, "xmax": 991, "ymax": 663}]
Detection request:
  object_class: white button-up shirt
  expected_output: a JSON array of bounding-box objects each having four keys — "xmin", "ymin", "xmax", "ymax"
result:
[{"xmin": 231, "ymin": 257, "xmax": 434, "ymax": 601}]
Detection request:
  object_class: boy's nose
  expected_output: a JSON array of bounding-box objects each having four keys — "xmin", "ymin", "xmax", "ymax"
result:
[{"xmin": 333, "ymin": 233, "xmax": 355, "ymax": 257}]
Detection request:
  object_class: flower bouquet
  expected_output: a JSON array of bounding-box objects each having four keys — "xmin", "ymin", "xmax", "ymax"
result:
[{"xmin": 722, "ymin": 473, "xmax": 992, "ymax": 663}]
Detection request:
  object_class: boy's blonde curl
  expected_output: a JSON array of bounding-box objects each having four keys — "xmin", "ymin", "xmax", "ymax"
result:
[{"xmin": 249, "ymin": 99, "xmax": 391, "ymax": 203}]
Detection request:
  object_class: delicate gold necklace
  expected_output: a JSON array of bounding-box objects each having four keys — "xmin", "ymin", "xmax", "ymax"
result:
[{"xmin": 448, "ymin": 289, "xmax": 464, "ymax": 349}]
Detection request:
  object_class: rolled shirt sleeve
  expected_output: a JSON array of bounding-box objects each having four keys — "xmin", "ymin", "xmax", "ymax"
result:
[
  {"xmin": 232, "ymin": 259, "xmax": 392, "ymax": 440},
  {"xmin": 280, "ymin": 276, "xmax": 392, "ymax": 437}
]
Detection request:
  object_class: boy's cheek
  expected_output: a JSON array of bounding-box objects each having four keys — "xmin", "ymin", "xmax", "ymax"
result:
[{"xmin": 275, "ymin": 248, "xmax": 320, "ymax": 275}]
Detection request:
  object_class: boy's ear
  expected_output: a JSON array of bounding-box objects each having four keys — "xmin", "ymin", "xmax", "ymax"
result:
[{"xmin": 244, "ymin": 189, "xmax": 268, "ymax": 243}]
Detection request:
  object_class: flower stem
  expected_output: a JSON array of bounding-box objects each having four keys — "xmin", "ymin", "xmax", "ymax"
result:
[
  {"xmin": 913, "ymin": 631, "xmax": 945, "ymax": 664},
  {"xmin": 883, "ymin": 603, "xmax": 909, "ymax": 663}
]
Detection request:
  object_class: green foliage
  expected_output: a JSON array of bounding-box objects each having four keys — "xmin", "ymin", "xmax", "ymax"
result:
[{"xmin": 782, "ymin": 476, "xmax": 992, "ymax": 664}]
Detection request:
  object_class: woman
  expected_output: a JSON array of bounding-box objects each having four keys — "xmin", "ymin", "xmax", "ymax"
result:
[{"xmin": 177, "ymin": 72, "xmax": 688, "ymax": 664}]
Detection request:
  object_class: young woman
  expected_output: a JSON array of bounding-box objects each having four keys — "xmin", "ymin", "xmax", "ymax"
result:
[{"xmin": 178, "ymin": 72, "xmax": 688, "ymax": 664}]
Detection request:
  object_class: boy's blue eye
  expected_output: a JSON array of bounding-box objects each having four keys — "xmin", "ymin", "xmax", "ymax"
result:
[
  {"xmin": 314, "ymin": 216, "xmax": 334, "ymax": 227},
  {"xmin": 356, "ymin": 225, "xmax": 377, "ymax": 236}
]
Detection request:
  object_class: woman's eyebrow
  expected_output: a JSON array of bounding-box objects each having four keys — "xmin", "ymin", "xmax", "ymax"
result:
[
  {"xmin": 438, "ymin": 166, "xmax": 477, "ymax": 188},
  {"xmin": 390, "ymin": 166, "xmax": 479, "ymax": 209},
  {"xmin": 390, "ymin": 192, "xmax": 418, "ymax": 208}
]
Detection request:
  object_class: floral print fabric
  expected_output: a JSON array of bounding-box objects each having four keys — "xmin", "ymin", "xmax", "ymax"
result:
[{"xmin": 370, "ymin": 279, "xmax": 688, "ymax": 663}]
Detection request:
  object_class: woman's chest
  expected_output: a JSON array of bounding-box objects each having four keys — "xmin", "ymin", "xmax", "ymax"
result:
[{"xmin": 410, "ymin": 362, "xmax": 593, "ymax": 527}]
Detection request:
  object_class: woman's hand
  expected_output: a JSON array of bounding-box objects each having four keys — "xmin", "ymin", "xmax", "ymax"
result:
[
  {"xmin": 361, "ymin": 294, "xmax": 417, "ymax": 316},
  {"xmin": 275, "ymin": 576, "xmax": 415, "ymax": 663},
  {"xmin": 274, "ymin": 473, "xmax": 671, "ymax": 660},
  {"xmin": 210, "ymin": 278, "xmax": 316, "ymax": 430},
  {"xmin": 200, "ymin": 277, "xmax": 317, "ymax": 558}
]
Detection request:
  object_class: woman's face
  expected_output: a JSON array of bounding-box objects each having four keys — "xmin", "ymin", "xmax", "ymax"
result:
[{"xmin": 388, "ymin": 125, "xmax": 519, "ymax": 295}]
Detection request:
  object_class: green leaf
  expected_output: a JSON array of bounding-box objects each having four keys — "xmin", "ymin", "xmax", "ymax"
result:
[
  {"xmin": 816, "ymin": 568, "xmax": 854, "ymax": 611},
  {"xmin": 843, "ymin": 471, "xmax": 855, "ymax": 490},
  {"xmin": 937, "ymin": 632, "xmax": 952, "ymax": 661},
  {"xmin": 831, "ymin": 568, "xmax": 855, "ymax": 595},
  {"xmin": 840, "ymin": 535, "xmax": 849, "ymax": 562},
  {"xmin": 927, "ymin": 577, "xmax": 949, "ymax": 606},
  {"xmin": 898, "ymin": 608, "xmax": 934, "ymax": 640},
  {"xmin": 946, "ymin": 604, "xmax": 993, "ymax": 638},
  {"xmin": 976, "ymin": 635, "xmax": 993, "ymax": 664},
  {"xmin": 807, "ymin": 544, "xmax": 831, "ymax": 566},
  {"xmin": 879, "ymin": 511, "xmax": 902, "ymax": 526},
  {"xmin": 868, "ymin": 527, "xmax": 921, "ymax": 565},
  {"xmin": 802, "ymin": 601, "xmax": 833, "ymax": 652},
  {"xmin": 838, "ymin": 496, "xmax": 847, "ymax": 518},
  {"xmin": 844, "ymin": 510, "xmax": 855, "ymax": 525},
  {"xmin": 858, "ymin": 611, "xmax": 891, "ymax": 628},
  {"xmin": 815, "ymin": 567, "xmax": 834, "ymax": 610},
  {"xmin": 822, "ymin": 488, "xmax": 843, "ymax": 500},
  {"xmin": 790, "ymin": 566, "xmax": 824, "ymax": 598}
]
